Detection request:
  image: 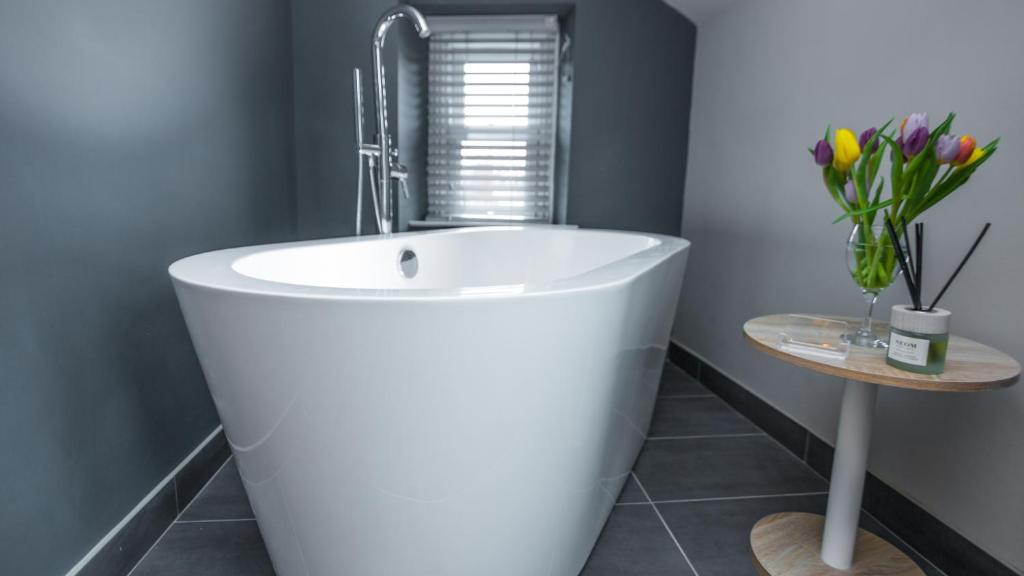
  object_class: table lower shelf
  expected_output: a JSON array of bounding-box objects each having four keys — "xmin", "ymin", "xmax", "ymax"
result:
[{"xmin": 750, "ymin": 512, "xmax": 923, "ymax": 576}]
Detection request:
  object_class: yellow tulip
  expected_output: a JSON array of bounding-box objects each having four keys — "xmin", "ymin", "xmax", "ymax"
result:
[
  {"xmin": 957, "ymin": 147, "xmax": 985, "ymax": 169},
  {"xmin": 832, "ymin": 128, "xmax": 862, "ymax": 172}
]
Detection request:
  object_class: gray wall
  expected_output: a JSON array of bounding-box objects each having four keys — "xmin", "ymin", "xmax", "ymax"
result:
[
  {"xmin": 292, "ymin": 0, "xmax": 695, "ymax": 238},
  {"xmin": 674, "ymin": 0, "xmax": 1024, "ymax": 571},
  {"xmin": 0, "ymin": 1, "xmax": 295, "ymax": 574}
]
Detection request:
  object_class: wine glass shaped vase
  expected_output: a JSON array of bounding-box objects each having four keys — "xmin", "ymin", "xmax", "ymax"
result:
[{"xmin": 843, "ymin": 223, "xmax": 904, "ymax": 348}]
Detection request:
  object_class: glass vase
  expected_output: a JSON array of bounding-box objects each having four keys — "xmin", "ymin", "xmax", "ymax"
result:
[{"xmin": 842, "ymin": 223, "xmax": 904, "ymax": 348}]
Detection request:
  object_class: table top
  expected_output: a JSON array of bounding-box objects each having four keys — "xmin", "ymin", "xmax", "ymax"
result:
[{"xmin": 743, "ymin": 314, "xmax": 1020, "ymax": 392}]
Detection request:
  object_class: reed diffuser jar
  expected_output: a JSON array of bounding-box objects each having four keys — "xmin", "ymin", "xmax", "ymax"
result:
[
  {"xmin": 843, "ymin": 224, "xmax": 903, "ymax": 348},
  {"xmin": 887, "ymin": 305, "xmax": 950, "ymax": 374},
  {"xmin": 879, "ymin": 218, "xmax": 990, "ymax": 375}
]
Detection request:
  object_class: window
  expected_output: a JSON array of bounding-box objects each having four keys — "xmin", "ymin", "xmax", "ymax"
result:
[{"xmin": 426, "ymin": 15, "xmax": 561, "ymax": 223}]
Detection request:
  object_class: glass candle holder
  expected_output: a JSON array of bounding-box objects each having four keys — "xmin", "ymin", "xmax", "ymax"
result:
[{"xmin": 886, "ymin": 305, "xmax": 951, "ymax": 374}]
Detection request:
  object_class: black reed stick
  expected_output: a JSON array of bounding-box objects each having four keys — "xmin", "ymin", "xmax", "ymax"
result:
[
  {"xmin": 901, "ymin": 217, "xmax": 916, "ymax": 285},
  {"xmin": 927, "ymin": 223, "xmax": 991, "ymax": 311},
  {"xmin": 885, "ymin": 216, "xmax": 918, "ymax": 307},
  {"xmin": 915, "ymin": 222, "xmax": 924, "ymax": 310}
]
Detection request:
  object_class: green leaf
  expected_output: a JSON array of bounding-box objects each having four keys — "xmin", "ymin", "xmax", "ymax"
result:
[
  {"xmin": 907, "ymin": 151, "xmax": 940, "ymax": 213},
  {"xmin": 826, "ymin": 167, "xmax": 851, "ymax": 213},
  {"xmin": 872, "ymin": 177, "xmax": 885, "ymax": 204},
  {"xmin": 865, "ymin": 177, "xmax": 886, "ymax": 227},
  {"xmin": 934, "ymin": 112, "xmax": 956, "ymax": 138},
  {"xmin": 866, "ymin": 145, "xmax": 886, "ymax": 195},
  {"xmin": 903, "ymin": 146, "xmax": 929, "ymax": 179},
  {"xmin": 852, "ymin": 166, "xmax": 867, "ymax": 210},
  {"xmin": 833, "ymin": 197, "xmax": 895, "ymax": 224},
  {"xmin": 912, "ymin": 140, "xmax": 998, "ymax": 218},
  {"xmin": 883, "ymin": 134, "xmax": 904, "ymax": 199},
  {"xmin": 827, "ymin": 183, "xmax": 849, "ymax": 212},
  {"xmin": 915, "ymin": 169, "xmax": 970, "ymax": 216}
]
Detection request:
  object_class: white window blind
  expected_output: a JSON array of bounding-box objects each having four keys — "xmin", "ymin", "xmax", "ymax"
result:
[{"xmin": 426, "ymin": 15, "xmax": 560, "ymax": 223}]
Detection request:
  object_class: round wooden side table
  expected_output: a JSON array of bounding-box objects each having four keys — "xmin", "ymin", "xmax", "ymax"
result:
[{"xmin": 743, "ymin": 314, "xmax": 1020, "ymax": 575}]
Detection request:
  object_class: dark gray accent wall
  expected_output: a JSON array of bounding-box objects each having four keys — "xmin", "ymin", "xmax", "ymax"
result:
[
  {"xmin": 0, "ymin": 0, "xmax": 695, "ymax": 571},
  {"xmin": 566, "ymin": 0, "xmax": 695, "ymax": 234},
  {"xmin": 292, "ymin": 0, "xmax": 696, "ymax": 237},
  {"xmin": 396, "ymin": 22, "xmax": 430, "ymax": 231},
  {"xmin": 0, "ymin": 1, "xmax": 295, "ymax": 574},
  {"xmin": 292, "ymin": 0, "xmax": 397, "ymax": 239}
]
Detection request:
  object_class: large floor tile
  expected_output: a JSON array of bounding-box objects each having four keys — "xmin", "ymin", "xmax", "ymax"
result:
[
  {"xmin": 580, "ymin": 504, "xmax": 695, "ymax": 576},
  {"xmin": 130, "ymin": 521, "xmax": 274, "ymax": 576},
  {"xmin": 179, "ymin": 459, "xmax": 254, "ymax": 521},
  {"xmin": 660, "ymin": 494, "xmax": 824, "ymax": 576},
  {"xmin": 649, "ymin": 396, "xmax": 761, "ymax": 438},
  {"xmin": 658, "ymin": 494, "xmax": 943, "ymax": 576},
  {"xmin": 633, "ymin": 435, "xmax": 826, "ymax": 502},
  {"xmin": 658, "ymin": 363, "xmax": 709, "ymax": 397},
  {"xmin": 616, "ymin": 474, "xmax": 647, "ymax": 504}
]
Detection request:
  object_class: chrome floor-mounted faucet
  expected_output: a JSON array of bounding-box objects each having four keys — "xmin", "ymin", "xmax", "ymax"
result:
[{"xmin": 353, "ymin": 5, "xmax": 430, "ymax": 235}]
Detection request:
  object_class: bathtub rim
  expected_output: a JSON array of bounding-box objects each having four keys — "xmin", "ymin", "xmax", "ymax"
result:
[{"xmin": 168, "ymin": 226, "xmax": 689, "ymax": 302}]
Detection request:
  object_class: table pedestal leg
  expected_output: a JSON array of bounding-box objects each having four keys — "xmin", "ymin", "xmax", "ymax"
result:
[
  {"xmin": 821, "ymin": 379, "xmax": 878, "ymax": 569},
  {"xmin": 749, "ymin": 377, "xmax": 922, "ymax": 575}
]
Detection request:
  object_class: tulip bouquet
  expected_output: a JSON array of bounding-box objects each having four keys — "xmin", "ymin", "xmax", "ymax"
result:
[
  {"xmin": 811, "ymin": 113, "xmax": 998, "ymax": 291},
  {"xmin": 810, "ymin": 112, "xmax": 998, "ymax": 346}
]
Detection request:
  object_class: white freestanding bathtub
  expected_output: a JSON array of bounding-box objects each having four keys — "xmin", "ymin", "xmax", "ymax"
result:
[{"xmin": 169, "ymin": 226, "xmax": 689, "ymax": 576}]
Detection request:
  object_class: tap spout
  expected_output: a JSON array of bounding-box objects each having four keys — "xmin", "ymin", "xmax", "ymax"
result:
[{"xmin": 374, "ymin": 5, "xmax": 431, "ymax": 42}]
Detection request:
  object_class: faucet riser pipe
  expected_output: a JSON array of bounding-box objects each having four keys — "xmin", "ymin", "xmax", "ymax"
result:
[
  {"xmin": 371, "ymin": 40, "xmax": 391, "ymax": 234},
  {"xmin": 369, "ymin": 5, "xmax": 430, "ymax": 235}
]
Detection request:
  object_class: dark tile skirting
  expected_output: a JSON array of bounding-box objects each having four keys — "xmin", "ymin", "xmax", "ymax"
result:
[
  {"xmin": 74, "ymin": 428, "xmax": 231, "ymax": 576},
  {"xmin": 669, "ymin": 341, "xmax": 1019, "ymax": 576}
]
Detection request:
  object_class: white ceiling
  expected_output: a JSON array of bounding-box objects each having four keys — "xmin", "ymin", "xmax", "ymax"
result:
[{"xmin": 661, "ymin": 0, "xmax": 743, "ymax": 25}]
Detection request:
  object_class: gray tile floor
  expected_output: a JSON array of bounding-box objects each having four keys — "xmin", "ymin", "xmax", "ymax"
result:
[{"xmin": 128, "ymin": 362, "xmax": 946, "ymax": 576}]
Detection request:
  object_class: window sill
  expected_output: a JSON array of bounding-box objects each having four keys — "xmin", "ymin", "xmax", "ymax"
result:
[{"xmin": 407, "ymin": 219, "xmax": 577, "ymax": 230}]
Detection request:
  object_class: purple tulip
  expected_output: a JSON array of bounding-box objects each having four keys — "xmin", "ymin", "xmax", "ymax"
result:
[
  {"xmin": 814, "ymin": 139, "xmax": 833, "ymax": 166},
  {"xmin": 893, "ymin": 136, "xmax": 906, "ymax": 163},
  {"xmin": 859, "ymin": 128, "xmax": 879, "ymax": 154},
  {"xmin": 901, "ymin": 113, "xmax": 929, "ymax": 140},
  {"xmin": 902, "ymin": 126, "xmax": 929, "ymax": 157},
  {"xmin": 935, "ymin": 134, "xmax": 961, "ymax": 163},
  {"xmin": 844, "ymin": 179, "xmax": 858, "ymax": 205}
]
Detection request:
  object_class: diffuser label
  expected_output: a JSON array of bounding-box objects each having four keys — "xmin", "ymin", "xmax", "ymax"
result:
[{"xmin": 887, "ymin": 332, "xmax": 929, "ymax": 366}]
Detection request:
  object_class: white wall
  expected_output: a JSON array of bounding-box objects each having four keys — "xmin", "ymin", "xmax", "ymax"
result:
[{"xmin": 675, "ymin": 0, "xmax": 1024, "ymax": 571}]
